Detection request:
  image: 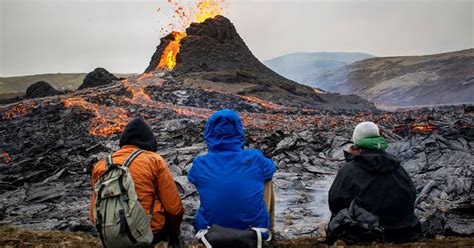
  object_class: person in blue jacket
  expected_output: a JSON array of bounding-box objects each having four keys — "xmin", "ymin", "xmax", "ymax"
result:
[{"xmin": 188, "ymin": 109, "xmax": 276, "ymax": 233}]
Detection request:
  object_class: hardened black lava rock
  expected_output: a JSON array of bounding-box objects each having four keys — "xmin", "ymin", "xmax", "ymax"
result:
[
  {"xmin": 78, "ymin": 68, "xmax": 119, "ymax": 90},
  {"xmin": 25, "ymin": 81, "xmax": 62, "ymax": 99}
]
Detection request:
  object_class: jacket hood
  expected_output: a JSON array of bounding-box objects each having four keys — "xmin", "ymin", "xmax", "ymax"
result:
[
  {"xmin": 346, "ymin": 149, "xmax": 401, "ymax": 174},
  {"xmin": 119, "ymin": 118, "xmax": 158, "ymax": 152},
  {"xmin": 204, "ymin": 109, "xmax": 244, "ymax": 152}
]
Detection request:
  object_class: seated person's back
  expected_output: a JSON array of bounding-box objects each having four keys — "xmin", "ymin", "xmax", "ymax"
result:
[
  {"xmin": 90, "ymin": 118, "xmax": 184, "ymax": 246},
  {"xmin": 329, "ymin": 150, "xmax": 419, "ymax": 227},
  {"xmin": 328, "ymin": 122, "xmax": 420, "ymax": 243},
  {"xmin": 188, "ymin": 110, "xmax": 275, "ymax": 231}
]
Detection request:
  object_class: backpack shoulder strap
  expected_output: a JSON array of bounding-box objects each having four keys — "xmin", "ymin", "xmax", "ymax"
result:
[
  {"xmin": 105, "ymin": 155, "xmax": 113, "ymax": 171},
  {"xmin": 122, "ymin": 149, "xmax": 145, "ymax": 168}
]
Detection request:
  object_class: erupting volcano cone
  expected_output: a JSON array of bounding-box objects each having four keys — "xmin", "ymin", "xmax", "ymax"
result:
[
  {"xmin": 147, "ymin": 16, "xmax": 277, "ymax": 75},
  {"xmin": 147, "ymin": 16, "xmax": 375, "ymax": 110}
]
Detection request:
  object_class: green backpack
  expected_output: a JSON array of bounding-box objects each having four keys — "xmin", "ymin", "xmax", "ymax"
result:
[{"xmin": 93, "ymin": 149, "xmax": 155, "ymax": 247}]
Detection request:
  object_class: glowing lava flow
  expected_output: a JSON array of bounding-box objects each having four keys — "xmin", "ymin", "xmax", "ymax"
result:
[
  {"xmin": 121, "ymin": 73, "xmax": 156, "ymax": 105},
  {"xmin": 58, "ymin": 64, "xmax": 362, "ymax": 137},
  {"xmin": 239, "ymin": 95, "xmax": 283, "ymax": 110},
  {"xmin": 200, "ymin": 88, "xmax": 285, "ymax": 110},
  {"xmin": 172, "ymin": 106, "xmax": 213, "ymax": 119},
  {"xmin": 157, "ymin": 32, "xmax": 187, "ymax": 70},
  {"xmin": 63, "ymin": 98, "xmax": 130, "ymax": 137},
  {"xmin": 62, "ymin": 73, "xmax": 160, "ymax": 137},
  {"xmin": 156, "ymin": 0, "xmax": 226, "ymax": 71},
  {"xmin": 1, "ymin": 102, "xmax": 37, "ymax": 120},
  {"xmin": 412, "ymin": 123, "xmax": 437, "ymax": 133}
]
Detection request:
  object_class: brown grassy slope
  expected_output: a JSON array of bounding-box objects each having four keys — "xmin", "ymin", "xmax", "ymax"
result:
[
  {"xmin": 0, "ymin": 73, "xmax": 87, "ymax": 94},
  {"xmin": 1, "ymin": 226, "xmax": 473, "ymax": 248},
  {"xmin": 0, "ymin": 93, "xmax": 24, "ymax": 100},
  {"xmin": 0, "ymin": 226, "xmax": 100, "ymax": 248},
  {"xmin": 0, "ymin": 73, "xmax": 136, "ymax": 95}
]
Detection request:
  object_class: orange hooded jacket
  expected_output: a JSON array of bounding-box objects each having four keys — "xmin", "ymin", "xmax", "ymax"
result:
[
  {"xmin": 90, "ymin": 118, "xmax": 184, "ymax": 237},
  {"xmin": 90, "ymin": 145, "xmax": 184, "ymax": 235}
]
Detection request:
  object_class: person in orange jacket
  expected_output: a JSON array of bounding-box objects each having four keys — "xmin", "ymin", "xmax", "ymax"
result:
[{"xmin": 90, "ymin": 118, "xmax": 184, "ymax": 245}]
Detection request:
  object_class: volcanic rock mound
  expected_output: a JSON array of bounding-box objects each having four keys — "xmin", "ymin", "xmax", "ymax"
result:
[
  {"xmin": 25, "ymin": 81, "xmax": 62, "ymax": 99},
  {"xmin": 78, "ymin": 68, "xmax": 119, "ymax": 90},
  {"xmin": 146, "ymin": 16, "xmax": 375, "ymax": 111}
]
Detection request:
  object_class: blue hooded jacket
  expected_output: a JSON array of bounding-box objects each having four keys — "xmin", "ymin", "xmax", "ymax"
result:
[{"xmin": 188, "ymin": 110, "xmax": 276, "ymax": 232}]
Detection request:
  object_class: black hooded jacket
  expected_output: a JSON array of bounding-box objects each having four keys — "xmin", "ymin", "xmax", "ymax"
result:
[
  {"xmin": 328, "ymin": 149, "xmax": 420, "ymax": 242},
  {"xmin": 119, "ymin": 118, "xmax": 158, "ymax": 152}
]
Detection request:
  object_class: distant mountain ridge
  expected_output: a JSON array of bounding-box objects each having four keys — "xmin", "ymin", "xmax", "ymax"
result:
[
  {"xmin": 263, "ymin": 52, "xmax": 375, "ymax": 84},
  {"xmin": 310, "ymin": 49, "xmax": 474, "ymax": 106}
]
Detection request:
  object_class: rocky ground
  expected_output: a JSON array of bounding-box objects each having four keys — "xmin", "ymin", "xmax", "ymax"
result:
[{"xmin": 0, "ymin": 72, "xmax": 472, "ymax": 245}]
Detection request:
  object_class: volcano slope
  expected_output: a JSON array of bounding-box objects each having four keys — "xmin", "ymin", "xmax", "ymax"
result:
[
  {"xmin": 146, "ymin": 16, "xmax": 374, "ymax": 111},
  {"xmin": 0, "ymin": 70, "xmax": 473, "ymax": 242}
]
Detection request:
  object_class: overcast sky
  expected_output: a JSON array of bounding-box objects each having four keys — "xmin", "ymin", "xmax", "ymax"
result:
[{"xmin": 1, "ymin": 0, "xmax": 472, "ymax": 76}]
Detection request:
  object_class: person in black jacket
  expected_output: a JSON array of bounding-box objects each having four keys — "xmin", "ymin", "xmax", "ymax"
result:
[{"xmin": 328, "ymin": 121, "xmax": 421, "ymax": 243}]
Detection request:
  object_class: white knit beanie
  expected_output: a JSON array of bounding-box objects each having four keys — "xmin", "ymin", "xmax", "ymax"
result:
[{"xmin": 352, "ymin": 121, "xmax": 380, "ymax": 144}]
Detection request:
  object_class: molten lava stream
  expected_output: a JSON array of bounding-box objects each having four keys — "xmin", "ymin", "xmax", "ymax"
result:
[
  {"xmin": 157, "ymin": 32, "xmax": 187, "ymax": 70},
  {"xmin": 238, "ymin": 95, "xmax": 283, "ymax": 110},
  {"xmin": 63, "ymin": 98, "xmax": 130, "ymax": 137},
  {"xmin": 1, "ymin": 102, "xmax": 37, "ymax": 120},
  {"xmin": 172, "ymin": 106, "xmax": 213, "ymax": 119},
  {"xmin": 412, "ymin": 123, "xmax": 437, "ymax": 133},
  {"xmin": 200, "ymin": 88, "xmax": 285, "ymax": 110},
  {"xmin": 120, "ymin": 73, "xmax": 167, "ymax": 108}
]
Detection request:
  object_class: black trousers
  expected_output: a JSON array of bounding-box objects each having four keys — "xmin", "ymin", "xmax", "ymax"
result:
[
  {"xmin": 384, "ymin": 222, "xmax": 422, "ymax": 243},
  {"xmin": 152, "ymin": 227, "xmax": 169, "ymax": 244},
  {"xmin": 152, "ymin": 222, "xmax": 180, "ymax": 246}
]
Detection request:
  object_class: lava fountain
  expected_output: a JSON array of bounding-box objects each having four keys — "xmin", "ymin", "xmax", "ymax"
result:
[{"xmin": 156, "ymin": 0, "xmax": 227, "ymax": 70}]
